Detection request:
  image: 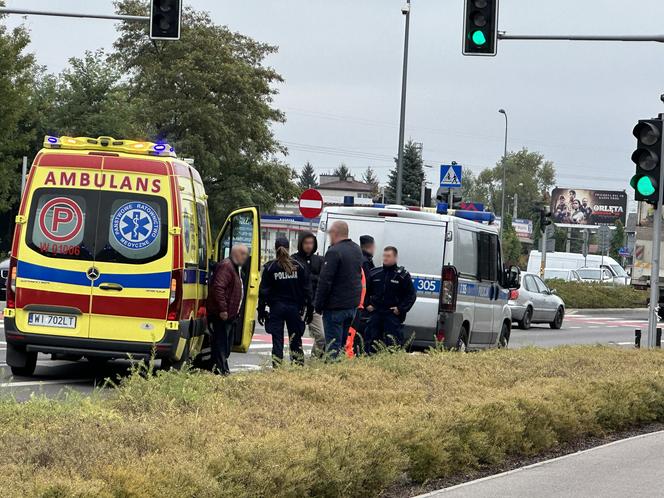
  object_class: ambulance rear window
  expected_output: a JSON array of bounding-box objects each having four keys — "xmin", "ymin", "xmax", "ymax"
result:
[
  {"xmin": 27, "ymin": 189, "xmax": 96, "ymax": 261},
  {"xmin": 95, "ymin": 193, "xmax": 168, "ymax": 264}
]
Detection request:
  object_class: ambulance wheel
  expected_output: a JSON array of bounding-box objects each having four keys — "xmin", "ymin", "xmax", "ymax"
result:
[
  {"xmin": 498, "ymin": 322, "xmax": 510, "ymax": 349},
  {"xmin": 9, "ymin": 347, "xmax": 37, "ymax": 377},
  {"xmin": 519, "ymin": 307, "xmax": 532, "ymax": 330},
  {"xmin": 161, "ymin": 340, "xmax": 190, "ymax": 371}
]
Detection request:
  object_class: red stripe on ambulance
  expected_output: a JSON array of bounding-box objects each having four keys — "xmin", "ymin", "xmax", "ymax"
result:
[
  {"xmin": 16, "ymin": 288, "xmax": 91, "ymax": 313},
  {"xmin": 38, "ymin": 154, "xmax": 103, "ymax": 169},
  {"xmin": 102, "ymin": 157, "xmax": 169, "ymax": 175}
]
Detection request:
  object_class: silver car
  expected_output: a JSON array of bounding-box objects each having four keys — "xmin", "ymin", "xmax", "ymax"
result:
[
  {"xmin": 543, "ymin": 268, "xmax": 582, "ymax": 282},
  {"xmin": 508, "ymin": 273, "xmax": 565, "ymax": 330}
]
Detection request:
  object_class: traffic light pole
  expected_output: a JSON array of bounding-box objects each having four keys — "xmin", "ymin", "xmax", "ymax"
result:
[
  {"xmin": 0, "ymin": 7, "xmax": 148, "ymax": 22},
  {"xmin": 646, "ymin": 117, "xmax": 664, "ymax": 349}
]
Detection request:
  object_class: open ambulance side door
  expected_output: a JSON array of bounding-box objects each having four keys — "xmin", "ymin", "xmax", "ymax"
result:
[{"xmin": 214, "ymin": 207, "xmax": 261, "ymax": 353}]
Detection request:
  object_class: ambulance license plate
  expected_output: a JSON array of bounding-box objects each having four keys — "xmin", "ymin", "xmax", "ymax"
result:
[{"xmin": 28, "ymin": 313, "xmax": 76, "ymax": 329}]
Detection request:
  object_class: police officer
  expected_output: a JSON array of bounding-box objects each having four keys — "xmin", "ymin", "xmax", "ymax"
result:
[
  {"xmin": 258, "ymin": 237, "xmax": 313, "ymax": 367},
  {"xmin": 360, "ymin": 235, "xmax": 375, "ymax": 275},
  {"xmin": 365, "ymin": 246, "xmax": 417, "ymax": 352}
]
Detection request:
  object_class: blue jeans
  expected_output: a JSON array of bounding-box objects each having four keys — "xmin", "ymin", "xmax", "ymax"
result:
[{"xmin": 322, "ymin": 308, "xmax": 356, "ymax": 359}]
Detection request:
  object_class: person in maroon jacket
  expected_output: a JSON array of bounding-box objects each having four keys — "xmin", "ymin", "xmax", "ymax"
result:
[{"xmin": 207, "ymin": 244, "xmax": 249, "ymax": 375}]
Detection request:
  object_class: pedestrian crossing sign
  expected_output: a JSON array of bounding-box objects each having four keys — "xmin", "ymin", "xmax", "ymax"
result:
[{"xmin": 440, "ymin": 164, "xmax": 462, "ymax": 188}]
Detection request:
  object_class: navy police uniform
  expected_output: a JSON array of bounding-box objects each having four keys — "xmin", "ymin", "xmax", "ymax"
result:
[
  {"xmin": 365, "ymin": 263, "xmax": 417, "ymax": 351},
  {"xmin": 258, "ymin": 240, "xmax": 312, "ymax": 366}
]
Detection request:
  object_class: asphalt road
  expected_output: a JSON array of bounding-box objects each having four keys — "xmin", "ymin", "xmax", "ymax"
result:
[
  {"xmin": 426, "ymin": 430, "xmax": 664, "ymax": 498},
  {"xmin": 0, "ymin": 309, "xmax": 650, "ymax": 400}
]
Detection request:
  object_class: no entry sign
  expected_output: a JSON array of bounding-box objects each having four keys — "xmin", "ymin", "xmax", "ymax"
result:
[{"xmin": 298, "ymin": 189, "xmax": 324, "ymax": 219}]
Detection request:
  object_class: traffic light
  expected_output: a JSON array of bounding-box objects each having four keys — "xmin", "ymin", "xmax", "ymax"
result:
[
  {"xmin": 631, "ymin": 118, "xmax": 663, "ymax": 204},
  {"xmin": 540, "ymin": 207, "xmax": 552, "ymax": 234},
  {"xmin": 463, "ymin": 0, "xmax": 499, "ymax": 56},
  {"xmin": 150, "ymin": 0, "xmax": 182, "ymax": 40},
  {"xmin": 450, "ymin": 191, "xmax": 463, "ymax": 209}
]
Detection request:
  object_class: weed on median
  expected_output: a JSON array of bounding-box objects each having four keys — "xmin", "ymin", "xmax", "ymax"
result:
[{"xmin": 1, "ymin": 347, "xmax": 664, "ymax": 497}]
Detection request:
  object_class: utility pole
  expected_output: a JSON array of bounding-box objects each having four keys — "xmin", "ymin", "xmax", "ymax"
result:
[
  {"xmin": 395, "ymin": 0, "xmax": 411, "ymax": 205},
  {"xmin": 513, "ymin": 192, "xmax": 518, "ymax": 219},
  {"xmin": 498, "ymin": 109, "xmax": 508, "ymax": 239}
]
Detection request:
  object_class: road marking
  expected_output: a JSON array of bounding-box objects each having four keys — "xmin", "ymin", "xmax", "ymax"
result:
[{"xmin": 569, "ymin": 326, "xmax": 581, "ymax": 329}]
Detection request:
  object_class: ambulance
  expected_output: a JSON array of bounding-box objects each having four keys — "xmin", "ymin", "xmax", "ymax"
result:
[{"xmin": 4, "ymin": 136, "xmax": 261, "ymax": 376}]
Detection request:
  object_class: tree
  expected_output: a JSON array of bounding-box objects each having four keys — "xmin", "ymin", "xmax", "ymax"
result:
[
  {"xmin": 385, "ymin": 140, "xmax": 424, "ymax": 206},
  {"xmin": 501, "ymin": 213, "xmax": 522, "ymax": 265},
  {"xmin": 298, "ymin": 162, "xmax": 318, "ymax": 191},
  {"xmin": 468, "ymin": 149, "xmax": 556, "ymax": 218},
  {"xmin": 45, "ymin": 50, "xmax": 144, "ymax": 138},
  {"xmin": 113, "ymin": 1, "xmax": 298, "ymax": 226},
  {"xmin": 0, "ymin": 13, "xmax": 38, "ymax": 214},
  {"xmin": 610, "ymin": 220, "xmax": 626, "ymax": 259},
  {"xmin": 362, "ymin": 166, "xmax": 379, "ymax": 198},
  {"xmin": 333, "ymin": 163, "xmax": 351, "ymax": 181}
]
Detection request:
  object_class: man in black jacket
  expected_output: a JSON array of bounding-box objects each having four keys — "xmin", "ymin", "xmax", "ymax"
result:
[
  {"xmin": 292, "ymin": 231, "xmax": 325, "ymax": 357},
  {"xmin": 314, "ymin": 221, "xmax": 363, "ymax": 358},
  {"xmin": 365, "ymin": 246, "xmax": 417, "ymax": 351}
]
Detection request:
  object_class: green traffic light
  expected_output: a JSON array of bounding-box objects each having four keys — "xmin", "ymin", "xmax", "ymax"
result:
[
  {"xmin": 471, "ymin": 30, "xmax": 487, "ymax": 46},
  {"xmin": 637, "ymin": 176, "xmax": 656, "ymax": 196}
]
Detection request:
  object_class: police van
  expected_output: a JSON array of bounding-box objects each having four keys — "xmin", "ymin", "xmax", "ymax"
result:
[
  {"xmin": 4, "ymin": 136, "xmax": 261, "ymax": 376},
  {"xmin": 316, "ymin": 205, "xmax": 520, "ymax": 350}
]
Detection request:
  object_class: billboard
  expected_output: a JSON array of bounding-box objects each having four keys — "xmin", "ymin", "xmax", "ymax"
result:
[{"xmin": 550, "ymin": 188, "xmax": 627, "ymax": 226}]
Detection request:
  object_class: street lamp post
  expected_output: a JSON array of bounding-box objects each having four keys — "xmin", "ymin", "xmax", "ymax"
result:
[
  {"xmin": 396, "ymin": 0, "xmax": 411, "ymax": 205},
  {"xmin": 498, "ymin": 109, "xmax": 508, "ymax": 239}
]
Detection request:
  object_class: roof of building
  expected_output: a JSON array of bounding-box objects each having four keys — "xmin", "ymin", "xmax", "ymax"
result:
[{"xmin": 317, "ymin": 180, "xmax": 375, "ymax": 192}]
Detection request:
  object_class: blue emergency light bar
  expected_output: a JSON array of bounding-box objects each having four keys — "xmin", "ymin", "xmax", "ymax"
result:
[{"xmin": 436, "ymin": 203, "xmax": 495, "ymax": 223}]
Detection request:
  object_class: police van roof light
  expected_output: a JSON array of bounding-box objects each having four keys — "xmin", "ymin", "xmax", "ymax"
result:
[{"xmin": 42, "ymin": 136, "xmax": 177, "ymax": 158}]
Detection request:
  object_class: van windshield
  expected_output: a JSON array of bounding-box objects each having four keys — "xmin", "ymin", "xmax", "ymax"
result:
[
  {"xmin": 610, "ymin": 264, "xmax": 627, "ymax": 277},
  {"xmin": 26, "ymin": 188, "xmax": 168, "ymax": 264}
]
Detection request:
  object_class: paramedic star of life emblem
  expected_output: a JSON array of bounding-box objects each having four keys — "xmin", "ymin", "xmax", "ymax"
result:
[{"xmin": 111, "ymin": 202, "xmax": 160, "ymax": 250}]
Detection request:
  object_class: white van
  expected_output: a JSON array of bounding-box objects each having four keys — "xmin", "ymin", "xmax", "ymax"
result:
[
  {"xmin": 316, "ymin": 206, "xmax": 519, "ymax": 350},
  {"xmin": 527, "ymin": 251, "xmax": 629, "ymax": 285}
]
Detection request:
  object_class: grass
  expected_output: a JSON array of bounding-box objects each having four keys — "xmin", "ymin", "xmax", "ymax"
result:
[
  {"xmin": 545, "ymin": 280, "xmax": 648, "ymax": 309},
  {"xmin": 2, "ymin": 347, "xmax": 664, "ymax": 497}
]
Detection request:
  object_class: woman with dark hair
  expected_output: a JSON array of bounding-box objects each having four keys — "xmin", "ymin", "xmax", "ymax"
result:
[{"xmin": 257, "ymin": 237, "xmax": 313, "ymax": 366}]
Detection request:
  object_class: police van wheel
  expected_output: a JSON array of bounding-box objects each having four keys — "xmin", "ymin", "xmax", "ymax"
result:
[
  {"xmin": 519, "ymin": 307, "xmax": 532, "ymax": 330},
  {"xmin": 456, "ymin": 325, "xmax": 469, "ymax": 352},
  {"xmin": 498, "ymin": 322, "xmax": 510, "ymax": 349}
]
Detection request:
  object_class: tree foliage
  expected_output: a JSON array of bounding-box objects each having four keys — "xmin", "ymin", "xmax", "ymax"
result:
[
  {"xmin": 113, "ymin": 0, "xmax": 298, "ymax": 225},
  {"xmin": 333, "ymin": 163, "xmax": 351, "ymax": 181},
  {"xmin": 610, "ymin": 220, "xmax": 625, "ymax": 260},
  {"xmin": 501, "ymin": 213, "xmax": 522, "ymax": 265},
  {"xmin": 298, "ymin": 162, "xmax": 318, "ymax": 191},
  {"xmin": 385, "ymin": 140, "xmax": 424, "ymax": 206},
  {"xmin": 362, "ymin": 166, "xmax": 379, "ymax": 198},
  {"xmin": 462, "ymin": 149, "xmax": 556, "ymax": 218}
]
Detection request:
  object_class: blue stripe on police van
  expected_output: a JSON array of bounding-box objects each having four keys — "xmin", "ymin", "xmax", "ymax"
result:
[
  {"xmin": 412, "ymin": 276, "xmax": 442, "ymax": 294},
  {"xmin": 17, "ymin": 260, "xmax": 170, "ymax": 289}
]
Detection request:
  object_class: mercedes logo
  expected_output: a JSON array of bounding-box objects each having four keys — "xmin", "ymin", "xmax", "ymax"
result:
[{"xmin": 87, "ymin": 267, "xmax": 100, "ymax": 281}]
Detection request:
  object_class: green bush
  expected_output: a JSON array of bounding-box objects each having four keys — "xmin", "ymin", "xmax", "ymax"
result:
[
  {"xmin": 2, "ymin": 347, "xmax": 664, "ymax": 497},
  {"xmin": 545, "ymin": 280, "xmax": 648, "ymax": 309}
]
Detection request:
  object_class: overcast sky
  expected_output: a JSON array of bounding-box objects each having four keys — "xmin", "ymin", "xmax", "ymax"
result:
[{"xmin": 7, "ymin": 0, "xmax": 664, "ymax": 198}]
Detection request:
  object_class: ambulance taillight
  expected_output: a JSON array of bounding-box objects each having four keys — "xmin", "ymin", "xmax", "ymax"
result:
[
  {"xmin": 6, "ymin": 257, "xmax": 17, "ymax": 309},
  {"xmin": 167, "ymin": 270, "xmax": 183, "ymax": 320},
  {"xmin": 439, "ymin": 265, "xmax": 458, "ymax": 313}
]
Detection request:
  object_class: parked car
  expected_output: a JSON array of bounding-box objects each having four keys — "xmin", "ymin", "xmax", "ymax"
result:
[
  {"xmin": 508, "ymin": 273, "xmax": 565, "ymax": 330},
  {"xmin": 543, "ymin": 268, "xmax": 582, "ymax": 282},
  {"xmin": 576, "ymin": 267, "xmax": 614, "ymax": 284},
  {"xmin": 0, "ymin": 257, "xmax": 8, "ymax": 301}
]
